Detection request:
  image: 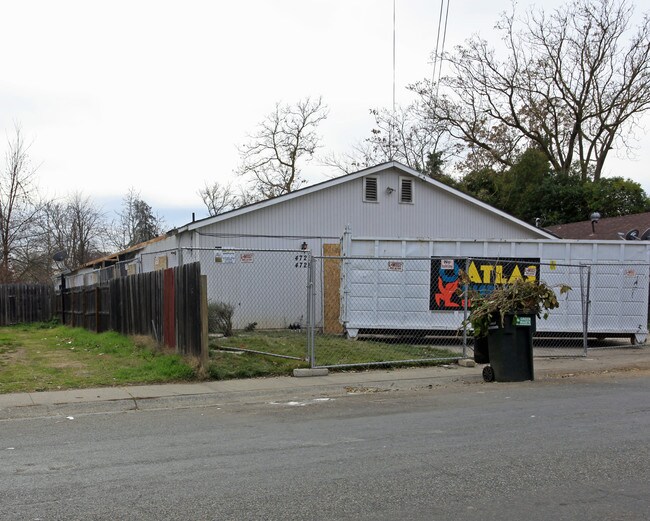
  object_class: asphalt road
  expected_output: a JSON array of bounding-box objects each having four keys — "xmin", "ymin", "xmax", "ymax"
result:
[{"xmin": 1, "ymin": 372, "xmax": 649, "ymax": 521}]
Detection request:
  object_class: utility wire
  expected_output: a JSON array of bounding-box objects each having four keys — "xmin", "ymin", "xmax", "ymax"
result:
[{"xmin": 435, "ymin": 0, "xmax": 451, "ymax": 102}]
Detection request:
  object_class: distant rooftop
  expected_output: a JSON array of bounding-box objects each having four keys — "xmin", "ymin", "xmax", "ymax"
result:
[{"xmin": 546, "ymin": 212, "xmax": 650, "ymax": 240}]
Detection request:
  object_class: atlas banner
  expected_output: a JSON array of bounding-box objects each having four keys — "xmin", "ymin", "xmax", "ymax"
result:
[{"xmin": 430, "ymin": 257, "xmax": 541, "ymax": 311}]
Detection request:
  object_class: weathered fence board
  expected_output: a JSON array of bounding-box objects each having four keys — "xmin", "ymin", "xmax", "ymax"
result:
[
  {"xmin": 3, "ymin": 263, "xmax": 204, "ymax": 358},
  {"xmin": 58, "ymin": 263, "xmax": 203, "ymax": 356},
  {"xmin": 0, "ymin": 284, "xmax": 54, "ymax": 326}
]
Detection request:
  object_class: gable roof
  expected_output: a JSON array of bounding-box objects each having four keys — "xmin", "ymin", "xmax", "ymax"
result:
[
  {"xmin": 174, "ymin": 161, "xmax": 556, "ymax": 239},
  {"xmin": 547, "ymin": 212, "xmax": 650, "ymax": 240}
]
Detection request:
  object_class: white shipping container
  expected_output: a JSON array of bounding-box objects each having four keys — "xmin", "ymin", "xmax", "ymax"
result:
[{"xmin": 340, "ymin": 236, "xmax": 650, "ymax": 344}]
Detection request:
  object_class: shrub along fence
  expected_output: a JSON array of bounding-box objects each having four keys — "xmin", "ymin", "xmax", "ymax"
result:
[
  {"xmin": 57, "ymin": 262, "xmax": 207, "ymax": 359},
  {"xmin": 0, "ymin": 283, "xmax": 54, "ymax": 326}
]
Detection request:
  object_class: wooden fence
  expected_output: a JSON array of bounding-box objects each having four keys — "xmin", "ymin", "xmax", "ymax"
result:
[
  {"xmin": 57, "ymin": 262, "xmax": 206, "ymax": 357},
  {"xmin": 0, "ymin": 283, "xmax": 54, "ymax": 326}
]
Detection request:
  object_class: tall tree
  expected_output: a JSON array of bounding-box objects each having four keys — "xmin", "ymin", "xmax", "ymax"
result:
[
  {"xmin": 584, "ymin": 177, "xmax": 650, "ymax": 217},
  {"xmin": 0, "ymin": 126, "xmax": 41, "ymax": 282},
  {"xmin": 42, "ymin": 193, "xmax": 107, "ymax": 271},
  {"xmin": 111, "ymin": 188, "xmax": 165, "ymax": 250},
  {"xmin": 417, "ymin": 0, "xmax": 650, "ymax": 181},
  {"xmin": 238, "ymin": 96, "xmax": 328, "ymax": 199},
  {"xmin": 459, "ymin": 148, "xmax": 649, "ymax": 225}
]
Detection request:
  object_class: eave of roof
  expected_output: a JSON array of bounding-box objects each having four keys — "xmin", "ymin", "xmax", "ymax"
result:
[
  {"xmin": 82, "ymin": 234, "xmax": 169, "ymax": 269},
  {"xmin": 173, "ymin": 161, "xmax": 556, "ymax": 239}
]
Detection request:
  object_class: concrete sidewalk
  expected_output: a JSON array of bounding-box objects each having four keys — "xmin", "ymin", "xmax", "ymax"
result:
[{"xmin": 1, "ymin": 348, "xmax": 649, "ymax": 420}]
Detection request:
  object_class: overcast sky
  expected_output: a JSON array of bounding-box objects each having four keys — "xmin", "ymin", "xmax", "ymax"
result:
[{"xmin": 3, "ymin": 0, "xmax": 649, "ymax": 228}]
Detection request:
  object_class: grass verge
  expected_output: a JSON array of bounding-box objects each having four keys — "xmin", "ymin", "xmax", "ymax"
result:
[
  {"xmin": 0, "ymin": 324, "xmax": 461, "ymax": 393},
  {"xmin": 0, "ymin": 323, "xmax": 194, "ymax": 394}
]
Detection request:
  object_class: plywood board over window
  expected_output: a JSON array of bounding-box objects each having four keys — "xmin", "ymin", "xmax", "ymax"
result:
[
  {"xmin": 154, "ymin": 255, "xmax": 168, "ymax": 271},
  {"xmin": 323, "ymin": 243, "xmax": 344, "ymax": 334}
]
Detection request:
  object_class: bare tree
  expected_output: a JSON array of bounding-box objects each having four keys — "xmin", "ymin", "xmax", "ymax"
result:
[
  {"xmin": 198, "ymin": 181, "xmax": 240, "ymax": 216},
  {"xmin": 110, "ymin": 188, "xmax": 165, "ymax": 250},
  {"xmin": 323, "ymin": 103, "xmax": 459, "ymax": 179},
  {"xmin": 238, "ymin": 96, "xmax": 328, "ymax": 199},
  {"xmin": 418, "ymin": 0, "xmax": 650, "ymax": 180},
  {"xmin": 0, "ymin": 126, "xmax": 41, "ymax": 282},
  {"xmin": 43, "ymin": 193, "xmax": 107, "ymax": 271}
]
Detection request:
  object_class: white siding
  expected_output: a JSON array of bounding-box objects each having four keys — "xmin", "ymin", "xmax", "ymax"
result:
[{"xmin": 177, "ymin": 167, "xmax": 543, "ymax": 251}]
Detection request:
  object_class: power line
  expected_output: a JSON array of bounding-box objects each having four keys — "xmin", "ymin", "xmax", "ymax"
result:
[{"xmin": 431, "ymin": 0, "xmax": 450, "ymax": 106}]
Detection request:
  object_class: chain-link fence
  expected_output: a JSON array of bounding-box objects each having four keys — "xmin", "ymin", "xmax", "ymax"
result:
[
  {"xmin": 308, "ymin": 256, "xmax": 468, "ymax": 369},
  {"xmin": 587, "ymin": 262, "xmax": 650, "ymax": 348},
  {"xmin": 307, "ymin": 255, "xmax": 650, "ymax": 369},
  {"xmin": 189, "ymin": 247, "xmax": 310, "ymax": 360},
  {"xmin": 95, "ymin": 247, "xmax": 648, "ymax": 369}
]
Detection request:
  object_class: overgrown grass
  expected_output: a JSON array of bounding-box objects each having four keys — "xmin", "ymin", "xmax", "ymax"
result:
[
  {"xmin": 208, "ymin": 330, "xmax": 460, "ymax": 380},
  {"xmin": 0, "ymin": 323, "xmax": 195, "ymax": 394},
  {"xmin": 0, "ymin": 324, "xmax": 461, "ymax": 393}
]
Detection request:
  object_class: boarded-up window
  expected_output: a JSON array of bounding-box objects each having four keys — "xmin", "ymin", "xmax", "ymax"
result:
[
  {"xmin": 400, "ymin": 177, "xmax": 413, "ymax": 204},
  {"xmin": 154, "ymin": 256, "xmax": 168, "ymax": 270},
  {"xmin": 364, "ymin": 176, "xmax": 378, "ymax": 202}
]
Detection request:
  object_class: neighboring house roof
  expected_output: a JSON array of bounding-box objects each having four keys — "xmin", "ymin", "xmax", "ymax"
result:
[
  {"xmin": 546, "ymin": 212, "xmax": 650, "ymax": 240},
  {"xmin": 172, "ymin": 161, "xmax": 556, "ymax": 239},
  {"xmin": 82, "ymin": 234, "xmax": 169, "ymax": 269}
]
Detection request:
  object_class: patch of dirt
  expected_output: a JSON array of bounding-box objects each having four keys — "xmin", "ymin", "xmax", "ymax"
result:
[
  {"xmin": 45, "ymin": 350, "xmax": 87, "ymax": 370},
  {"xmin": 0, "ymin": 347, "xmax": 27, "ymax": 365}
]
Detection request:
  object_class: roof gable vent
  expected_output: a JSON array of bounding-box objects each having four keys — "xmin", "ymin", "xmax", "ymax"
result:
[
  {"xmin": 364, "ymin": 176, "xmax": 378, "ymax": 202},
  {"xmin": 400, "ymin": 177, "xmax": 413, "ymax": 204}
]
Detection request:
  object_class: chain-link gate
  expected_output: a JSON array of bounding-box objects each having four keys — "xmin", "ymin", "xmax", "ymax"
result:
[{"xmin": 188, "ymin": 247, "xmax": 310, "ymax": 361}]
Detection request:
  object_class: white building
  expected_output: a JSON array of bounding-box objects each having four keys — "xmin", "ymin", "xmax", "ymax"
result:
[
  {"xmin": 73, "ymin": 162, "xmax": 557, "ymax": 330},
  {"xmin": 142, "ymin": 161, "xmax": 555, "ymax": 261}
]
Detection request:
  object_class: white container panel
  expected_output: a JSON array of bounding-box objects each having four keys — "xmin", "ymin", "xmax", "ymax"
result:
[
  {"xmin": 403, "ymin": 298, "xmax": 431, "ymax": 312},
  {"xmin": 342, "ymin": 237, "xmax": 650, "ymax": 339},
  {"xmin": 541, "ymin": 242, "xmax": 569, "ymax": 260},
  {"xmin": 401, "ymin": 286, "xmax": 429, "ymax": 300},
  {"xmin": 377, "ymin": 271, "xmax": 404, "ymax": 284},
  {"xmin": 621, "ymin": 301, "xmax": 646, "ymax": 317},
  {"xmin": 376, "ymin": 242, "xmax": 402, "ymax": 257},
  {"xmin": 594, "ymin": 243, "xmax": 624, "ymax": 261},
  {"xmin": 567, "ymin": 243, "xmax": 596, "ymax": 261},
  {"xmin": 405, "ymin": 242, "xmax": 430, "ymax": 257}
]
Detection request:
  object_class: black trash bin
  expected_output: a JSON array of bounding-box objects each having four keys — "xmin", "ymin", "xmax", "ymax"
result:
[
  {"xmin": 473, "ymin": 335, "xmax": 490, "ymax": 364},
  {"xmin": 483, "ymin": 314, "xmax": 535, "ymax": 382}
]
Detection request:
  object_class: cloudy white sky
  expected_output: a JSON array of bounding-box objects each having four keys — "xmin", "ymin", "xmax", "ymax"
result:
[{"xmin": 2, "ymin": 0, "xmax": 650, "ymax": 228}]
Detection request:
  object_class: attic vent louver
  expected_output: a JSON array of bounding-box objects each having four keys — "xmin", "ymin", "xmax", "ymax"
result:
[
  {"xmin": 364, "ymin": 177, "xmax": 378, "ymax": 202},
  {"xmin": 400, "ymin": 177, "xmax": 413, "ymax": 203}
]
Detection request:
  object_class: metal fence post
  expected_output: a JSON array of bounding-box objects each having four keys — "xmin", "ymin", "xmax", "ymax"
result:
[
  {"xmin": 306, "ymin": 252, "xmax": 315, "ymax": 367},
  {"xmin": 580, "ymin": 265, "xmax": 592, "ymax": 356},
  {"xmin": 462, "ymin": 257, "xmax": 469, "ymax": 358}
]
